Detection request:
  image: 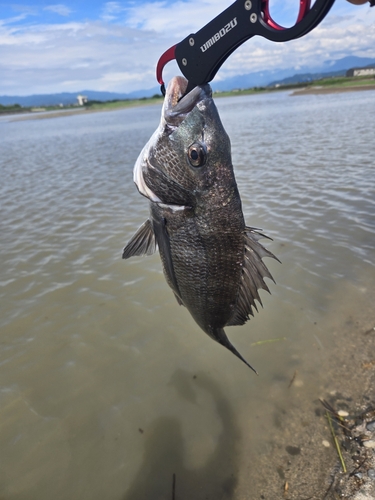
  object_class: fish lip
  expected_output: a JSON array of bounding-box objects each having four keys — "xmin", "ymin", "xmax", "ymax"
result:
[{"xmin": 163, "ymin": 76, "xmax": 211, "ymax": 128}]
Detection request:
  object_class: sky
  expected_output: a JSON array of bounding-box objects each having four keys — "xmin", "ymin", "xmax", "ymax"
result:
[{"xmin": 0, "ymin": 0, "xmax": 374, "ymax": 96}]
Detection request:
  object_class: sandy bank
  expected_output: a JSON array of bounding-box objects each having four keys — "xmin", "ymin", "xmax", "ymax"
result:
[
  {"xmin": 292, "ymin": 84, "xmax": 375, "ymax": 96},
  {"xmin": 249, "ymin": 279, "xmax": 375, "ymax": 499}
]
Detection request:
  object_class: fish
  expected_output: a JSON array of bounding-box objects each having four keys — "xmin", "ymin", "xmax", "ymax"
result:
[{"xmin": 122, "ymin": 76, "xmax": 279, "ymax": 373}]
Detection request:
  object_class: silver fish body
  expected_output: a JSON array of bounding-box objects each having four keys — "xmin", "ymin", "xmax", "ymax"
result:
[{"xmin": 123, "ymin": 76, "xmax": 278, "ymax": 372}]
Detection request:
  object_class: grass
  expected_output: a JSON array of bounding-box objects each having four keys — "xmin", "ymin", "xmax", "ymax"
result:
[
  {"xmin": 311, "ymin": 76, "xmax": 375, "ymax": 88},
  {"xmin": 84, "ymin": 95, "xmax": 164, "ymax": 111},
  {"xmin": 0, "ymin": 103, "xmax": 29, "ymax": 114}
]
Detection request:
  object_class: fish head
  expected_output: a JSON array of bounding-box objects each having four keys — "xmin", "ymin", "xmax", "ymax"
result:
[{"xmin": 134, "ymin": 76, "xmax": 235, "ymax": 208}]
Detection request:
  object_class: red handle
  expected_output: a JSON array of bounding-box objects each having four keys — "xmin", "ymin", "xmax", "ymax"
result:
[{"xmin": 262, "ymin": 0, "xmax": 311, "ymax": 30}]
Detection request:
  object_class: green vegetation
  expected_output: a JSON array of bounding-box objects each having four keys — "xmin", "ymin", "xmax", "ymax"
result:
[
  {"xmin": 84, "ymin": 95, "xmax": 163, "ymax": 111},
  {"xmin": 0, "ymin": 103, "xmax": 66, "ymax": 114},
  {"xmin": 310, "ymin": 76, "xmax": 375, "ymax": 87},
  {"xmin": 0, "ymin": 103, "xmax": 30, "ymax": 114},
  {"xmin": 213, "ymin": 86, "xmax": 270, "ymax": 97},
  {"xmin": 0, "ymin": 94, "xmax": 164, "ymax": 116}
]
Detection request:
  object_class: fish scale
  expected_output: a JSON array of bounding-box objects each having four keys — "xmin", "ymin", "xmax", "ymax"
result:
[
  {"xmin": 171, "ymin": 210, "xmax": 241, "ymax": 331},
  {"xmin": 123, "ymin": 76, "xmax": 278, "ymax": 372}
]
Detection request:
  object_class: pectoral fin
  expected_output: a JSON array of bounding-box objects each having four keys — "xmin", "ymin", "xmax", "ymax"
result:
[
  {"xmin": 122, "ymin": 219, "xmax": 157, "ymax": 259},
  {"xmin": 151, "ymin": 213, "xmax": 182, "ymax": 301}
]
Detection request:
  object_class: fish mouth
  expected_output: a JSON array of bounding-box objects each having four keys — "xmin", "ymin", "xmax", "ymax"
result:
[{"xmin": 163, "ymin": 76, "xmax": 211, "ymax": 128}]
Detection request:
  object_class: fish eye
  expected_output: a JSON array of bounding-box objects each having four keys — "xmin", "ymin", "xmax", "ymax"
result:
[{"xmin": 187, "ymin": 143, "xmax": 206, "ymax": 168}]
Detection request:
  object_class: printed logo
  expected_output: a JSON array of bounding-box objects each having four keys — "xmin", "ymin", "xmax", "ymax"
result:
[{"xmin": 200, "ymin": 18, "xmax": 238, "ymax": 53}]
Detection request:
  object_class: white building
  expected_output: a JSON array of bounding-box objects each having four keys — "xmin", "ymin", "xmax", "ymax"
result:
[
  {"xmin": 77, "ymin": 95, "xmax": 88, "ymax": 105},
  {"xmin": 346, "ymin": 67, "xmax": 375, "ymax": 77}
]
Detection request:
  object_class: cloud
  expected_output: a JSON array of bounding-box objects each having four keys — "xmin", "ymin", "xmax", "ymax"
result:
[
  {"xmin": 219, "ymin": 16, "xmax": 375, "ymax": 78},
  {"xmin": 4, "ymin": 4, "xmax": 38, "ymax": 19},
  {"xmin": 124, "ymin": 0, "xmax": 229, "ymax": 35},
  {"xmin": 101, "ymin": 1, "xmax": 126, "ymax": 21},
  {"xmin": 0, "ymin": 0, "xmax": 374, "ymax": 96},
  {"xmin": 44, "ymin": 4, "xmax": 73, "ymax": 17},
  {"xmin": 0, "ymin": 19, "xmax": 170, "ymax": 94}
]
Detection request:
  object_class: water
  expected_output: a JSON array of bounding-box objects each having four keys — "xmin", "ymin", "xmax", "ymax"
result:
[{"xmin": 1, "ymin": 91, "xmax": 374, "ymax": 499}]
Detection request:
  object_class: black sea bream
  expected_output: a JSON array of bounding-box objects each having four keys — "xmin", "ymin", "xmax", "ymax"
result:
[{"xmin": 123, "ymin": 76, "xmax": 278, "ymax": 372}]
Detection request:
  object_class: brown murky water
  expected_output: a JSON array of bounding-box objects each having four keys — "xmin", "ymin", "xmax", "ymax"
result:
[{"xmin": 1, "ymin": 90, "xmax": 374, "ymax": 499}]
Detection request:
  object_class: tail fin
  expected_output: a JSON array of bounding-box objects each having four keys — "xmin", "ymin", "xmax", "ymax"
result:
[{"xmin": 215, "ymin": 328, "xmax": 258, "ymax": 375}]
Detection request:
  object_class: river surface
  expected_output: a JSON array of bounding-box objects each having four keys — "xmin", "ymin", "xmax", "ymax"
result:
[{"xmin": 1, "ymin": 90, "xmax": 374, "ymax": 499}]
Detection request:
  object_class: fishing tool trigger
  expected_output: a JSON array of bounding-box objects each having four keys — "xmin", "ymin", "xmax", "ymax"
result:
[{"xmin": 156, "ymin": 0, "xmax": 336, "ymax": 98}]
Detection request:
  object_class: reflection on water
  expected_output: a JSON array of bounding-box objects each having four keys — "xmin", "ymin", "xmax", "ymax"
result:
[
  {"xmin": 125, "ymin": 370, "xmax": 239, "ymax": 500},
  {"xmin": 1, "ymin": 91, "xmax": 374, "ymax": 499}
]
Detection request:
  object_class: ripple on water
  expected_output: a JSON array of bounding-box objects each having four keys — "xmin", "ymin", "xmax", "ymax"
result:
[{"xmin": 1, "ymin": 92, "xmax": 375, "ymax": 500}]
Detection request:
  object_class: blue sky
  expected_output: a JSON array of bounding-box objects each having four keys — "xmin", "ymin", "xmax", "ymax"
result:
[{"xmin": 0, "ymin": 0, "xmax": 374, "ymax": 96}]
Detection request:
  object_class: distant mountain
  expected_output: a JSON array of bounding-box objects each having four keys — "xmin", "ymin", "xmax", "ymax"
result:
[
  {"xmin": 211, "ymin": 68, "xmax": 295, "ymax": 91},
  {"xmin": 211, "ymin": 56, "xmax": 375, "ymax": 91},
  {"xmin": 268, "ymin": 69, "xmax": 347, "ymax": 87},
  {"xmin": 319, "ymin": 55, "xmax": 375, "ymax": 72},
  {"xmin": 268, "ymin": 57, "xmax": 375, "ymax": 87},
  {"xmin": 1, "ymin": 56, "xmax": 374, "ymax": 107}
]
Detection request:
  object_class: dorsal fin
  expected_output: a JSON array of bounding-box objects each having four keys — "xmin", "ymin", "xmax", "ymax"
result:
[
  {"xmin": 227, "ymin": 227, "xmax": 279, "ymax": 326},
  {"xmin": 122, "ymin": 219, "xmax": 157, "ymax": 259}
]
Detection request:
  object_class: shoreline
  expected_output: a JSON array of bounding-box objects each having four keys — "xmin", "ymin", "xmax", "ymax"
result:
[
  {"xmin": 6, "ymin": 101, "xmax": 163, "ymax": 122},
  {"xmin": 249, "ymin": 279, "xmax": 375, "ymax": 499},
  {"xmin": 5, "ymin": 83, "xmax": 375, "ymax": 122}
]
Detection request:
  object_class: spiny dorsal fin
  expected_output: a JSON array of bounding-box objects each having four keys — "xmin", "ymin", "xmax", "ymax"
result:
[
  {"xmin": 122, "ymin": 219, "xmax": 157, "ymax": 259},
  {"xmin": 227, "ymin": 227, "xmax": 279, "ymax": 327}
]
